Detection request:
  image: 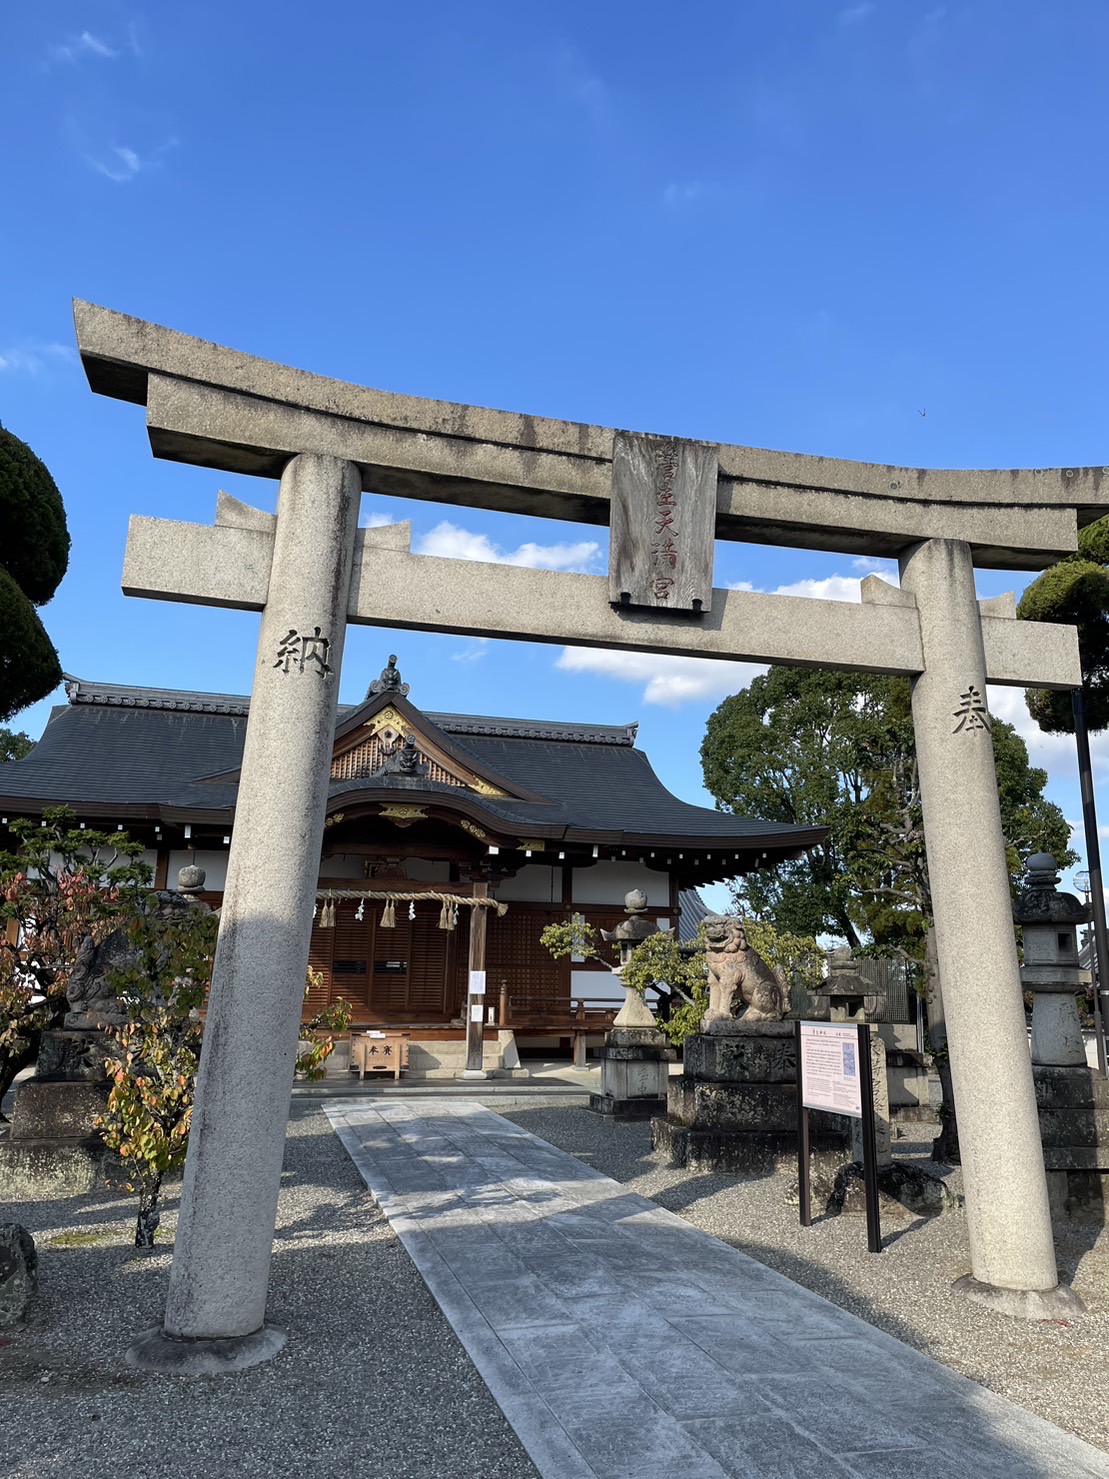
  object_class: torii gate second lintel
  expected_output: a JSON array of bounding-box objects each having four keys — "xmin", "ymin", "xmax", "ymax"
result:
[{"xmin": 77, "ymin": 302, "xmax": 1091, "ymax": 1371}]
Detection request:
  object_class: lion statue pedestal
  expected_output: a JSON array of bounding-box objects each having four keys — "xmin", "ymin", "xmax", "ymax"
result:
[{"xmin": 651, "ymin": 915, "xmax": 849, "ymax": 1174}]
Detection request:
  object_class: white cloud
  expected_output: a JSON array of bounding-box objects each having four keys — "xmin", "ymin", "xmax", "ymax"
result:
[
  {"xmin": 852, "ymin": 555, "xmax": 898, "ymax": 576},
  {"xmin": 983, "ymin": 686, "xmax": 1109, "ymax": 778},
  {"xmin": 414, "ymin": 520, "xmax": 600, "ymax": 572},
  {"xmin": 556, "ymin": 648, "xmax": 764, "ymax": 708},
  {"xmin": 360, "ymin": 510, "xmax": 396, "ymax": 528},
  {"xmin": 0, "ymin": 342, "xmax": 77, "ymax": 375},
  {"xmin": 51, "ymin": 30, "xmax": 118, "ymax": 62},
  {"xmin": 560, "ymin": 569, "xmax": 870, "ymax": 707},
  {"xmin": 838, "ymin": 2, "xmax": 876, "ymax": 23},
  {"xmin": 771, "ymin": 574, "xmax": 863, "ymax": 603}
]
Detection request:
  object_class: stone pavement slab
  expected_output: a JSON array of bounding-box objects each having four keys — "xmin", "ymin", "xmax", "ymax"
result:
[{"xmin": 325, "ymin": 1099, "xmax": 1109, "ymax": 1479}]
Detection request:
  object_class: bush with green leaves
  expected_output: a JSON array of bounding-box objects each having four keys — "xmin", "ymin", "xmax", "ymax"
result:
[
  {"xmin": 540, "ymin": 915, "xmax": 820, "ymax": 1046},
  {"xmin": 96, "ymin": 900, "xmax": 218, "ymax": 1248},
  {"xmin": 296, "ymin": 977, "xmax": 353, "ymax": 1080}
]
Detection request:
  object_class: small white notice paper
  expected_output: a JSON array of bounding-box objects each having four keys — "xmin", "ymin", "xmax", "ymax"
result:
[
  {"xmin": 470, "ymin": 1004, "xmax": 484, "ymax": 1023},
  {"xmin": 799, "ymin": 1022, "xmax": 863, "ymax": 1118},
  {"xmin": 468, "ymin": 970, "xmax": 487, "ymax": 996}
]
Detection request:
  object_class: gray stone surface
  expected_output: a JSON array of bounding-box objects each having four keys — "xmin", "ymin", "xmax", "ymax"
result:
[
  {"xmin": 900, "ymin": 538, "xmax": 1060, "ymax": 1298},
  {"xmin": 0, "ymin": 1224, "xmax": 37, "ymax": 1329},
  {"xmin": 122, "ymin": 512, "xmax": 1082, "ymax": 689},
  {"xmin": 74, "ymin": 300, "xmax": 1109, "ymax": 567},
  {"xmin": 162, "ymin": 452, "xmax": 360, "ymax": 1345},
  {"xmin": 327, "ymin": 1099, "xmax": 1109, "ymax": 1479}
]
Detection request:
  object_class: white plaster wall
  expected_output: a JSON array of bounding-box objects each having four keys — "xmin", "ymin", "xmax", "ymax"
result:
[
  {"xmin": 496, "ymin": 865, "xmax": 560, "ymax": 903},
  {"xmin": 570, "ymin": 861, "xmax": 669, "ymax": 907},
  {"xmin": 571, "ymin": 969, "xmax": 659, "ymax": 1006},
  {"xmin": 167, "ymin": 849, "xmax": 228, "ymax": 891}
]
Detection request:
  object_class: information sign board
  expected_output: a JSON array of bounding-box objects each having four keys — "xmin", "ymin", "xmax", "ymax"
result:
[{"xmin": 799, "ymin": 1022, "xmax": 863, "ymax": 1118}]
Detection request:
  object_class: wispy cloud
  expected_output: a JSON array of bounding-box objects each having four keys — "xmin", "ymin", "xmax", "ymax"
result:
[
  {"xmin": 0, "ymin": 342, "xmax": 77, "ymax": 375},
  {"xmin": 551, "ymin": 46, "xmax": 609, "ymax": 117},
  {"xmin": 86, "ymin": 138, "xmax": 177, "ymax": 184},
  {"xmin": 451, "ymin": 640, "xmax": 489, "ymax": 664},
  {"xmin": 361, "ymin": 510, "xmax": 396, "ymax": 529},
  {"xmin": 414, "ymin": 521, "xmax": 601, "ymax": 572},
  {"xmin": 50, "ymin": 30, "xmax": 119, "ymax": 63},
  {"xmin": 838, "ymin": 3, "xmax": 876, "ymax": 25},
  {"xmin": 89, "ymin": 145, "xmax": 142, "ymax": 182}
]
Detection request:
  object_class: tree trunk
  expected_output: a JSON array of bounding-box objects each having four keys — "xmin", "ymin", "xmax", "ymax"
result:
[
  {"xmin": 0, "ymin": 1037, "xmax": 40, "ymax": 1120},
  {"xmin": 135, "ymin": 1178, "xmax": 163, "ymax": 1249},
  {"xmin": 923, "ymin": 927, "xmax": 960, "ymax": 1163}
]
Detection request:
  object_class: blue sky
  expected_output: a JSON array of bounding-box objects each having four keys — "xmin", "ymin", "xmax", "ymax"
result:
[{"xmin": 3, "ymin": 1, "xmax": 1109, "ymax": 908}]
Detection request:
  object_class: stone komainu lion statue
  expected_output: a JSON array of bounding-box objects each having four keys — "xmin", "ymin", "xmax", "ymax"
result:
[{"xmin": 701, "ymin": 914, "xmax": 791, "ymax": 1031}]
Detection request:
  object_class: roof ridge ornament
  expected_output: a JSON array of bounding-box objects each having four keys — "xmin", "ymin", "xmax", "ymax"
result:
[{"xmin": 366, "ymin": 653, "xmax": 409, "ymax": 700}]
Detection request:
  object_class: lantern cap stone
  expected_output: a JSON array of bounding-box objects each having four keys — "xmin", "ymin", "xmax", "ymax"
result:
[{"xmin": 1013, "ymin": 854, "xmax": 1090, "ymax": 925}]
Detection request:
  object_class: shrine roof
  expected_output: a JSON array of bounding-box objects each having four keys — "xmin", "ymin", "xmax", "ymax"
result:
[{"xmin": 0, "ymin": 678, "xmax": 824, "ymax": 858}]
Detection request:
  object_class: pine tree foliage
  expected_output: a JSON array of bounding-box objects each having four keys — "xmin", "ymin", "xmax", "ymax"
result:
[
  {"xmin": 0, "ymin": 423, "xmax": 70, "ymax": 722},
  {"xmin": 1017, "ymin": 515, "xmax": 1109, "ymax": 733}
]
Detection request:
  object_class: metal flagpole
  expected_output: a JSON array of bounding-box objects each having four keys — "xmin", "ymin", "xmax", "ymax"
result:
[{"xmin": 1071, "ymin": 688, "xmax": 1109, "ymax": 1077}]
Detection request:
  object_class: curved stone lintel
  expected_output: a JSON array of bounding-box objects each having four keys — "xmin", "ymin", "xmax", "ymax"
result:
[
  {"xmin": 126, "ymin": 1322, "xmax": 286, "ymax": 1375},
  {"xmin": 952, "ymin": 1273, "xmax": 1086, "ymax": 1322}
]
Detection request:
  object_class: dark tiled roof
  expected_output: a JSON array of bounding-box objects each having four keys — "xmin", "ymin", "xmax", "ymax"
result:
[{"xmin": 0, "ymin": 678, "xmax": 824, "ymax": 857}]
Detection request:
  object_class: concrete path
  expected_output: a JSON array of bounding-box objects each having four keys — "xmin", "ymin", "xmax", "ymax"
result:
[{"xmin": 325, "ymin": 1099, "xmax": 1109, "ymax": 1479}]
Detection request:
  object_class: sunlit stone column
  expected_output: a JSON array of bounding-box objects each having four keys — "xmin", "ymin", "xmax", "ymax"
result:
[
  {"xmin": 900, "ymin": 538, "xmax": 1081, "ymax": 1317},
  {"xmin": 130, "ymin": 453, "xmax": 360, "ymax": 1371}
]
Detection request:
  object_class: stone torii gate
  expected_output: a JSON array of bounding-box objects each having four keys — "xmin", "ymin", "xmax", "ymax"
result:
[{"xmin": 74, "ymin": 300, "xmax": 1105, "ymax": 1369}]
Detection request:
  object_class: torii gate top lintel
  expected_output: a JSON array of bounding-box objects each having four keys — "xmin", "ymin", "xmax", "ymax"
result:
[{"xmin": 73, "ymin": 299, "xmax": 1109, "ymax": 573}]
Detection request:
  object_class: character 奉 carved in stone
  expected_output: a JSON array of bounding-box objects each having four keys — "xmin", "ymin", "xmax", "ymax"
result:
[{"xmin": 701, "ymin": 915, "xmax": 791, "ymax": 1031}]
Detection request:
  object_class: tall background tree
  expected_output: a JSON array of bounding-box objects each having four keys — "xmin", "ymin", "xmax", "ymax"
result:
[
  {"xmin": 0, "ymin": 422, "xmax": 70, "ymax": 722},
  {"xmin": 701, "ymin": 667, "xmax": 1075, "ymax": 963}
]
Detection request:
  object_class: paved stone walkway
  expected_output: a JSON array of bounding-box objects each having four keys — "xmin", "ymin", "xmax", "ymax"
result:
[{"xmin": 325, "ymin": 1099, "xmax": 1109, "ymax": 1479}]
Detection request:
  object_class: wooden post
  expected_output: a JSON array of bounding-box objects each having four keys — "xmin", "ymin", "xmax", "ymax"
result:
[
  {"xmin": 463, "ymin": 883, "xmax": 489, "ymax": 1078},
  {"xmin": 498, "ymin": 979, "xmax": 510, "ymax": 1028}
]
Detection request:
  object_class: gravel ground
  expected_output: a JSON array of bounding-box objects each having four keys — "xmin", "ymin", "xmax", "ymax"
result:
[
  {"xmin": 0, "ymin": 1104, "xmax": 539, "ymax": 1479},
  {"xmin": 4, "ymin": 1099, "xmax": 1107, "ymax": 1475},
  {"xmin": 501, "ymin": 1105, "xmax": 1109, "ymax": 1458}
]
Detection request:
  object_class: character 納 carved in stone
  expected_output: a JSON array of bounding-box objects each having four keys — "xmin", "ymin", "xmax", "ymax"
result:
[{"xmin": 701, "ymin": 915, "xmax": 791, "ymax": 1032}]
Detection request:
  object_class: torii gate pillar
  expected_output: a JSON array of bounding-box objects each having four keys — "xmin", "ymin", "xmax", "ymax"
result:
[
  {"xmin": 901, "ymin": 540, "xmax": 1078, "ymax": 1314},
  {"xmin": 129, "ymin": 452, "xmax": 360, "ymax": 1372}
]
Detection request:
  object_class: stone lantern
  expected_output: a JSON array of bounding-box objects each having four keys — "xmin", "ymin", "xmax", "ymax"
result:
[
  {"xmin": 589, "ymin": 890, "xmax": 674, "ymax": 1118},
  {"xmin": 814, "ymin": 947, "xmax": 887, "ymax": 1024},
  {"xmin": 1013, "ymin": 853, "xmax": 1090, "ymax": 1068}
]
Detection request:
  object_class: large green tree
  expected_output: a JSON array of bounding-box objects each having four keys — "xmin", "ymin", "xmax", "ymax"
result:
[
  {"xmin": 701, "ymin": 667, "xmax": 1074, "ymax": 959},
  {"xmin": 0, "ymin": 729, "xmax": 34, "ymax": 763},
  {"xmin": 1017, "ymin": 514, "xmax": 1109, "ymax": 734},
  {"xmin": 0, "ymin": 423, "xmax": 70, "ymax": 722}
]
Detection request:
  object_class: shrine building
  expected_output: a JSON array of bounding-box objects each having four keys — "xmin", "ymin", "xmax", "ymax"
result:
[{"xmin": 0, "ymin": 658, "xmax": 822, "ymax": 1064}]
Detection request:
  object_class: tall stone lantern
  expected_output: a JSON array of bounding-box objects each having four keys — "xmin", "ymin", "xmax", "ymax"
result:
[
  {"xmin": 589, "ymin": 891, "xmax": 674, "ymax": 1118},
  {"xmin": 1014, "ymin": 854, "xmax": 1090, "ymax": 1068}
]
